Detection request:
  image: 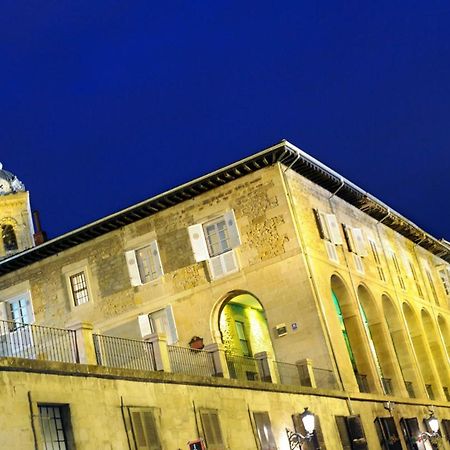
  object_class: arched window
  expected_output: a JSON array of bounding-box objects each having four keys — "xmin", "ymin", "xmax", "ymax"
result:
[{"xmin": 2, "ymin": 224, "xmax": 18, "ymax": 252}]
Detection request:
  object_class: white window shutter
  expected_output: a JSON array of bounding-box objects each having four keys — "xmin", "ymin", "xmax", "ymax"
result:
[
  {"xmin": 188, "ymin": 224, "xmax": 209, "ymax": 262},
  {"xmin": 138, "ymin": 314, "xmax": 152, "ymax": 338},
  {"xmin": 126, "ymin": 250, "xmax": 142, "ymax": 286},
  {"xmin": 0, "ymin": 302, "xmax": 8, "ymax": 335},
  {"xmin": 208, "ymin": 255, "xmax": 225, "ymax": 280},
  {"xmin": 25, "ymin": 295, "xmax": 34, "ymax": 324},
  {"xmin": 165, "ymin": 305, "xmax": 178, "ymax": 345},
  {"xmin": 326, "ymin": 214, "xmax": 343, "ymax": 245},
  {"xmin": 222, "ymin": 250, "xmax": 238, "ymax": 273},
  {"xmin": 351, "ymin": 228, "xmax": 368, "ymax": 256},
  {"xmin": 224, "ymin": 210, "xmax": 241, "ymax": 248},
  {"xmin": 149, "ymin": 240, "xmax": 164, "ymax": 278}
]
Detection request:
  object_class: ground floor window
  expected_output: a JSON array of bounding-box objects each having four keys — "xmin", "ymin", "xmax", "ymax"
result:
[{"xmin": 39, "ymin": 404, "xmax": 73, "ymax": 450}]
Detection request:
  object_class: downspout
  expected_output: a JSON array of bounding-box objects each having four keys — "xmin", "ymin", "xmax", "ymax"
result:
[
  {"xmin": 329, "ymin": 178, "xmax": 345, "ymax": 199},
  {"xmin": 277, "ymin": 161, "xmax": 347, "ymax": 397}
]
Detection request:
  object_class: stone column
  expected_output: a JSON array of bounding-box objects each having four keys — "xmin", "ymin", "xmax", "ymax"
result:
[
  {"xmin": 255, "ymin": 351, "xmax": 279, "ymax": 384},
  {"xmin": 67, "ymin": 321, "xmax": 96, "ymax": 365},
  {"xmin": 145, "ymin": 332, "xmax": 171, "ymax": 372},
  {"xmin": 296, "ymin": 358, "xmax": 316, "ymax": 388},
  {"xmin": 204, "ymin": 342, "xmax": 230, "ymax": 378}
]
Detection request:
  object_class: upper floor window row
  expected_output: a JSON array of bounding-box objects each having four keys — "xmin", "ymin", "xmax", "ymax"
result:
[{"xmin": 126, "ymin": 210, "xmax": 241, "ymax": 286}]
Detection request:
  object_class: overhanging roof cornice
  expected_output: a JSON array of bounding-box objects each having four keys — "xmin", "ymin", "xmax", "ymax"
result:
[{"xmin": 0, "ymin": 140, "xmax": 448, "ymax": 275}]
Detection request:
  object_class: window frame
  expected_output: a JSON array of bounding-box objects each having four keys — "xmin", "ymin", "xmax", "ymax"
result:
[
  {"xmin": 125, "ymin": 240, "xmax": 164, "ymax": 287},
  {"xmin": 251, "ymin": 411, "xmax": 277, "ymax": 450},
  {"xmin": 62, "ymin": 260, "xmax": 94, "ymax": 309},
  {"xmin": 38, "ymin": 403, "xmax": 75, "ymax": 450},
  {"xmin": 126, "ymin": 406, "xmax": 162, "ymax": 450},
  {"xmin": 198, "ymin": 408, "xmax": 225, "ymax": 450}
]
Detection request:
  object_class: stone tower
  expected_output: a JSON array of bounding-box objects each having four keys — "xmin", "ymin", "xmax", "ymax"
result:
[{"xmin": 0, "ymin": 163, "xmax": 35, "ymax": 258}]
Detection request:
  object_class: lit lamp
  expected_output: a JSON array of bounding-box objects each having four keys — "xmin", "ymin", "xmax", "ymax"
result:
[
  {"xmin": 418, "ymin": 411, "xmax": 440, "ymax": 443},
  {"xmin": 286, "ymin": 408, "xmax": 316, "ymax": 450}
]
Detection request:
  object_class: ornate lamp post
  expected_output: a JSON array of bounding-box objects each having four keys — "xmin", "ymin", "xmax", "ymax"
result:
[
  {"xmin": 286, "ymin": 408, "xmax": 315, "ymax": 450},
  {"xmin": 418, "ymin": 411, "xmax": 440, "ymax": 445}
]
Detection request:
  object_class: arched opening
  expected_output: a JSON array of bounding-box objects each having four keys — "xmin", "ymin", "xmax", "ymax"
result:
[
  {"xmin": 421, "ymin": 309, "xmax": 450, "ymax": 393},
  {"xmin": 218, "ymin": 291, "xmax": 273, "ymax": 357},
  {"xmin": 331, "ymin": 275, "xmax": 375, "ymax": 392},
  {"xmin": 437, "ymin": 315, "xmax": 450, "ymax": 358},
  {"xmin": 358, "ymin": 285, "xmax": 399, "ymax": 395},
  {"xmin": 382, "ymin": 295, "xmax": 420, "ymax": 397},
  {"xmin": 403, "ymin": 302, "xmax": 440, "ymax": 400},
  {"xmin": 2, "ymin": 224, "xmax": 18, "ymax": 253}
]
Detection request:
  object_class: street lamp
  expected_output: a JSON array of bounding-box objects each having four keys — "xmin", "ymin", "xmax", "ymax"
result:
[
  {"xmin": 418, "ymin": 411, "xmax": 440, "ymax": 444},
  {"xmin": 286, "ymin": 408, "xmax": 315, "ymax": 449}
]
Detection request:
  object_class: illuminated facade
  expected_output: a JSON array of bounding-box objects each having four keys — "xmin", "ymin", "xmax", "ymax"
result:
[{"xmin": 0, "ymin": 141, "xmax": 449, "ymax": 450}]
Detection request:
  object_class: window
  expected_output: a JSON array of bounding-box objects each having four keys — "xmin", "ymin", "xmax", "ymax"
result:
[
  {"xmin": 138, "ymin": 305, "xmax": 178, "ymax": 345},
  {"xmin": 400, "ymin": 417, "xmax": 424, "ymax": 450},
  {"xmin": 438, "ymin": 268, "xmax": 450, "ymax": 296},
  {"xmin": 126, "ymin": 240, "xmax": 163, "ymax": 286},
  {"xmin": 39, "ymin": 404, "xmax": 74, "ymax": 450},
  {"xmin": 425, "ymin": 270, "xmax": 439, "ymax": 305},
  {"xmin": 409, "ymin": 262, "xmax": 423, "ymax": 298},
  {"xmin": 235, "ymin": 321, "xmax": 251, "ymax": 356},
  {"xmin": 375, "ymin": 417, "xmax": 402, "ymax": 450},
  {"xmin": 342, "ymin": 225, "xmax": 368, "ymax": 257},
  {"xmin": 127, "ymin": 407, "xmax": 162, "ymax": 450},
  {"xmin": 335, "ymin": 415, "xmax": 368, "ymax": 450},
  {"xmin": 2, "ymin": 224, "xmax": 18, "ymax": 253},
  {"xmin": 252, "ymin": 412, "xmax": 277, "ymax": 450},
  {"xmin": 368, "ymin": 239, "xmax": 386, "ymax": 282},
  {"xmin": 188, "ymin": 210, "xmax": 241, "ymax": 280},
  {"xmin": 313, "ymin": 209, "xmax": 342, "ymax": 263},
  {"xmin": 0, "ymin": 292, "xmax": 34, "ymax": 328},
  {"xmin": 69, "ymin": 272, "xmax": 90, "ymax": 306},
  {"xmin": 199, "ymin": 409, "xmax": 225, "ymax": 450},
  {"xmin": 389, "ymin": 251, "xmax": 406, "ymax": 290}
]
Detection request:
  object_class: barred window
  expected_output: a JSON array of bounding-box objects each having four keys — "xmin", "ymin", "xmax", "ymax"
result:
[{"xmin": 69, "ymin": 272, "xmax": 90, "ymax": 306}]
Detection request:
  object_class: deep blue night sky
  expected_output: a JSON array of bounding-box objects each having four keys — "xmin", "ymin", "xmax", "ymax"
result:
[{"xmin": 1, "ymin": 1, "xmax": 449, "ymax": 240}]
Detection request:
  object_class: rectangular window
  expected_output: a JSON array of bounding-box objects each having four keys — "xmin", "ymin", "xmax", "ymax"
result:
[
  {"xmin": 188, "ymin": 210, "xmax": 240, "ymax": 280},
  {"xmin": 69, "ymin": 272, "xmax": 90, "ymax": 306},
  {"xmin": 126, "ymin": 240, "xmax": 163, "ymax": 286},
  {"xmin": 439, "ymin": 269, "xmax": 450, "ymax": 296},
  {"xmin": 138, "ymin": 305, "xmax": 178, "ymax": 345},
  {"xmin": 200, "ymin": 409, "xmax": 225, "ymax": 450},
  {"xmin": 253, "ymin": 412, "xmax": 277, "ymax": 450},
  {"xmin": 390, "ymin": 252, "xmax": 406, "ymax": 290},
  {"xmin": 353, "ymin": 254, "xmax": 365, "ymax": 274},
  {"xmin": 313, "ymin": 209, "xmax": 342, "ymax": 263},
  {"xmin": 128, "ymin": 407, "xmax": 162, "ymax": 450},
  {"xmin": 375, "ymin": 417, "xmax": 402, "ymax": 450},
  {"xmin": 409, "ymin": 262, "xmax": 423, "ymax": 298},
  {"xmin": 369, "ymin": 240, "xmax": 386, "ymax": 282},
  {"xmin": 400, "ymin": 417, "xmax": 424, "ymax": 450},
  {"xmin": 39, "ymin": 404, "xmax": 73, "ymax": 450},
  {"xmin": 235, "ymin": 321, "xmax": 251, "ymax": 356},
  {"xmin": 425, "ymin": 270, "xmax": 439, "ymax": 305},
  {"xmin": 335, "ymin": 415, "xmax": 368, "ymax": 450}
]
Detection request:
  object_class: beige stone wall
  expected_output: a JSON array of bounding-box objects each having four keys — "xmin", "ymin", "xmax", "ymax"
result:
[
  {"xmin": 0, "ymin": 165, "xmax": 332, "ymax": 370},
  {"xmin": 2, "ymin": 360, "xmax": 449, "ymax": 450},
  {"xmin": 284, "ymin": 167, "xmax": 450, "ymax": 401}
]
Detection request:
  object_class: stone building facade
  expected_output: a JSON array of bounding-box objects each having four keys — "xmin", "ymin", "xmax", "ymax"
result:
[{"xmin": 0, "ymin": 140, "xmax": 449, "ymax": 450}]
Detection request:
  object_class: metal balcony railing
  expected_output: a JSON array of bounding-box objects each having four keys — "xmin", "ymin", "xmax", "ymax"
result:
[
  {"xmin": 93, "ymin": 334, "xmax": 156, "ymax": 372},
  {"xmin": 381, "ymin": 377, "xmax": 393, "ymax": 395},
  {"xmin": 167, "ymin": 345, "xmax": 217, "ymax": 377},
  {"xmin": 0, "ymin": 319, "xmax": 78, "ymax": 363},
  {"xmin": 226, "ymin": 353, "xmax": 262, "ymax": 382},
  {"xmin": 404, "ymin": 381, "xmax": 415, "ymax": 398},
  {"xmin": 314, "ymin": 367, "xmax": 340, "ymax": 390},
  {"xmin": 355, "ymin": 373, "xmax": 370, "ymax": 393},
  {"xmin": 274, "ymin": 361, "xmax": 305, "ymax": 387}
]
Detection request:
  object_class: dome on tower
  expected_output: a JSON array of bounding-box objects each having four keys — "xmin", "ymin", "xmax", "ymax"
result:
[{"xmin": 0, "ymin": 163, "xmax": 25, "ymax": 195}]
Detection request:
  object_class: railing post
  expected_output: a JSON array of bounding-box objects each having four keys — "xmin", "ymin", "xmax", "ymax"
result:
[
  {"xmin": 296, "ymin": 358, "xmax": 316, "ymax": 388},
  {"xmin": 145, "ymin": 332, "xmax": 171, "ymax": 372},
  {"xmin": 204, "ymin": 343, "xmax": 230, "ymax": 378},
  {"xmin": 67, "ymin": 321, "xmax": 96, "ymax": 365},
  {"xmin": 255, "ymin": 351, "xmax": 279, "ymax": 383}
]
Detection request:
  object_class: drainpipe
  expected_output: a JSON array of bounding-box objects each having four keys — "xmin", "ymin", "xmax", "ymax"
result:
[{"xmin": 329, "ymin": 178, "xmax": 345, "ymax": 199}]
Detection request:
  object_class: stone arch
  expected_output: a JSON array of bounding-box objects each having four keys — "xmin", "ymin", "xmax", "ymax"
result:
[
  {"xmin": 357, "ymin": 285, "xmax": 401, "ymax": 394},
  {"xmin": 382, "ymin": 295, "xmax": 418, "ymax": 395},
  {"xmin": 437, "ymin": 314, "xmax": 450, "ymax": 358},
  {"xmin": 212, "ymin": 290, "xmax": 274, "ymax": 357},
  {"xmin": 421, "ymin": 309, "xmax": 450, "ymax": 389},
  {"xmin": 330, "ymin": 274, "xmax": 375, "ymax": 392},
  {"xmin": 402, "ymin": 302, "xmax": 440, "ymax": 399}
]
